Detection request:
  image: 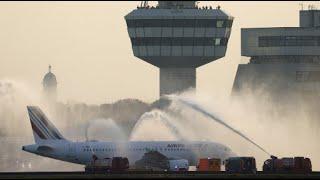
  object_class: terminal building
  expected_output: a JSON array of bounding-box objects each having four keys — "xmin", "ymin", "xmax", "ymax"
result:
[
  {"xmin": 232, "ymin": 9, "xmax": 320, "ymax": 102},
  {"xmin": 125, "ymin": 1, "xmax": 233, "ymax": 96}
]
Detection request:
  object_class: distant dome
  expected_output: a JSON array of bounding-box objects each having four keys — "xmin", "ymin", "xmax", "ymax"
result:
[{"xmin": 43, "ymin": 65, "xmax": 57, "ymax": 88}]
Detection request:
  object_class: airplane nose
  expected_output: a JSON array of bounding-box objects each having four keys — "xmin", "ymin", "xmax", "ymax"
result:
[{"xmin": 22, "ymin": 146, "xmax": 25, "ymax": 151}]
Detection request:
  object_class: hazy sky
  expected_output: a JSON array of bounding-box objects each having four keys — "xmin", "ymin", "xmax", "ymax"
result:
[{"xmin": 0, "ymin": 1, "xmax": 318, "ymax": 104}]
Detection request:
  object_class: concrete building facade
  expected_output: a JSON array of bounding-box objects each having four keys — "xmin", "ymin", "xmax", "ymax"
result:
[
  {"xmin": 125, "ymin": 1, "xmax": 233, "ymax": 96},
  {"xmin": 232, "ymin": 9, "xmax": 320, "ymax": 102}
]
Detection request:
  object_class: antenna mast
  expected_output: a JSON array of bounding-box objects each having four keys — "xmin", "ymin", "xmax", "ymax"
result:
[
  {"xmin": 299, "ymin": 2, "xmax": 304, "ymax": 10},
  {"xmin": 140, "ymin": 1, "xmax": 148, "ymax": 8}
]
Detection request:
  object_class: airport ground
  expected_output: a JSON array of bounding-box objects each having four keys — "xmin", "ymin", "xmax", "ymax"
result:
[{"xmin": 0, "ymin": 171, "xmax": 320, "ymax": 179}]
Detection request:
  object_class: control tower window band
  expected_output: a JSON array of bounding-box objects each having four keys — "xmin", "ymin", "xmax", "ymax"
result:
[
  {"xmin": 126, "ymin": 19, "xmax": 233, "ymax": 28},
  {"xmin": 130, "ymin": 37, "xmax": 229, "ymax": 46}
]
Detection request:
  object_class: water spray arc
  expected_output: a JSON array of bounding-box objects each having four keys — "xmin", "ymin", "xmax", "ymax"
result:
[
  {"xmin": 84, "ymin": 120, "xmax": 97, "ymax": 160},
  {"xmin": 130, "ymin": 111, "xmax": 185, "ymax": 141},
  {"xmin": 84, "ymin": 118, "xmax": 126, "ymax": 161},
  {"xmin": 168, "ymin": 96, "xmax": 271, "ymax": 156}
]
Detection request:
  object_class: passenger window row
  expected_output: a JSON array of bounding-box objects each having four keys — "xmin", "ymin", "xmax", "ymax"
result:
[
  {"xmin": 82, "ymin": 147, "xmax": 197, "ymax": 152},
  {"xmin": 126, "ymin": 19, "xmax": 233, "ymax": 28},
  {"xmin": 83, "ymin": 148, "xmax": 115, "ymax": 152}
]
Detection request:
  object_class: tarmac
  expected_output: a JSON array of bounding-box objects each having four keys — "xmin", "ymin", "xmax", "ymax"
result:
[{"xmin": 0, "ymin": 171, "xmax": 320, "ymax": 179}]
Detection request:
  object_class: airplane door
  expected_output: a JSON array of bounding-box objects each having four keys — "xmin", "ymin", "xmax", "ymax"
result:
[{"xmin": 65, "ymin": 143, "xmax": 77, "ymax": 160}]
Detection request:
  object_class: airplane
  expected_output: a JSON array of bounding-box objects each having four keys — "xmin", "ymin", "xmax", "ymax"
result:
[{"xmin": 22, "ymin": 106, "xmax": 236, "ymax": 167}]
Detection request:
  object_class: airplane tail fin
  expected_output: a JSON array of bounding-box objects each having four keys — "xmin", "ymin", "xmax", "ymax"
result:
[{"xmin": 27, "ymin": 106, "xmax": 66, "ymax": 144}]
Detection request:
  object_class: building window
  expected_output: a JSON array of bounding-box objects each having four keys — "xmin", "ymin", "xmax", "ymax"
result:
[
  {"xmin": 296, "ymin": 71, "xmax": 320, "ymax": 82},
  {"xmin": 285, "ymin": 36, "xmax": 297, "ymax": 46},
  {"xmin": 296, "ymin": 71, "xmax": 309, "ymax": 82},
  {"xmin": 215, "ymin": 38, "xmax": 221, "ymax": 46},
  {"xmin": 216, "ymin": 20, "xmax": 224, "ymax": 28},
  {"xmin": 259, "ymin": 36, "xmax": 320, "ymax": 47}
]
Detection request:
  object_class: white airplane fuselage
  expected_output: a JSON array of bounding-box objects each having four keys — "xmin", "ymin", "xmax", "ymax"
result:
[{"xmin": 23, "ymin": 140, "xmax": 235, "ymax": 166}]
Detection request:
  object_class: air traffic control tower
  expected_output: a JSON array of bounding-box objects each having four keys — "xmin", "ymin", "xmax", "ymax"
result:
[
  {"xmin": 232, "ymin": 9, "xmax": 320, "ymax": 101},
  {"xmin": 125, "ymin": 1, "xmax": 233, "ymax": 96}
]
